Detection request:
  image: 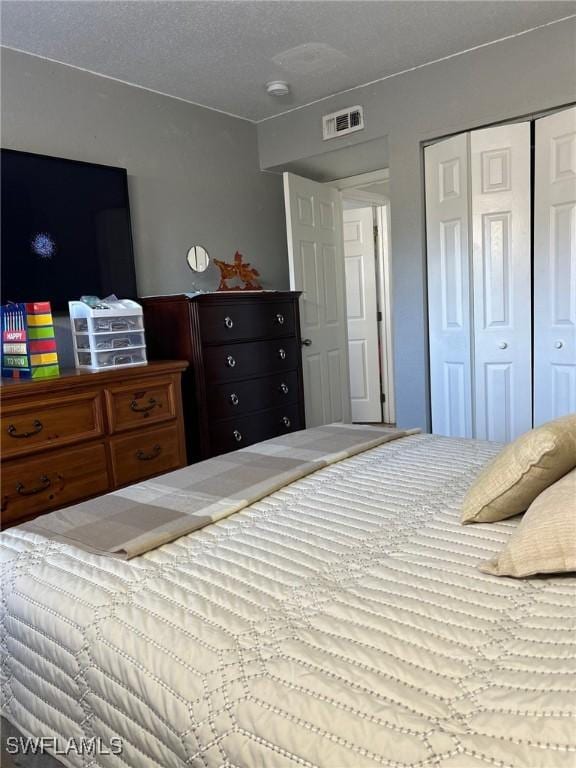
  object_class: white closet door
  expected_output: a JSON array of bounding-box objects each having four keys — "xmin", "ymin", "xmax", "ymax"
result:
[
  {"xmin": 425, "ymin": 133, "xmax": 473, "ymax": 437},
  {"xmin": 471, "ymin": 123, "xmax": 532, "ymax": 442},
  {"xmin": 534, "ymin": 106, "xmax": 576, "ymax": 425},
  {"xmin": 343, "ymin": 207, "xmax": 382, "ymax": 422}
]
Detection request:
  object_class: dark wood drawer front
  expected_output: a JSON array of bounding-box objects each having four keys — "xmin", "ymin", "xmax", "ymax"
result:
[
  {"xmin": 110, "ymin": 424, "xmax": 182, "ymax": 487},
  {"xmin": 106, "ymin": 377, "xmax": 177, "ymax": 433},
  {"xmin": 210, "ymin": 404, "xmax": 301, "ymax": 455},
  {"xmin": 199, "ymin": 301, "xmax": 295, "ymax": 344},
  {"xmin": 207, "ymin": 371, "xmax": 299, "ymax": 419},
  {"xmin": 204, "ymin": 338, "xmax": 299, "ymax": 383},
  {"xmin": 1, "ymin": 392, "xmax": 103, "ymax": 459},
  {"xmin": 1, "ymin": 443, "xmax": 110, "ymax": 526}
]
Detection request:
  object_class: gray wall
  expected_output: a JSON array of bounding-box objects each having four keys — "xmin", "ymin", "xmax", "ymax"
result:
[
  {"xmin": 258, "ymin": 18, "xmax": 576, "ymax": 431},
  {"xmin": 1, "ymin": 47, "xmax": 289, "ymax": 300}
]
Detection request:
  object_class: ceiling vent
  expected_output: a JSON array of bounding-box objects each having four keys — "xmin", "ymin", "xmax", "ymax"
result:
[{"xmin": 322, "ymin": 106, "xmax": 364, "ymax": 140}]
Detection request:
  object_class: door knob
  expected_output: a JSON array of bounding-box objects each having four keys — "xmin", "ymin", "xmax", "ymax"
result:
[
  {"xmin": 301, "ymin": 338, "xmax": 312, "ymax": 347},
  {"xmin": 498, "ymin": 342, "xmax": 508, "ymax": 350},
  {"xmin": 555, "ymin": 340, "xmax": 564, "ymax": 349}
]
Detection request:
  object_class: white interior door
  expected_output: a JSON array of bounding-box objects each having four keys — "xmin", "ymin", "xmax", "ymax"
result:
[
  {"xmin": 425, "ymin": 133, "xmax": 473, "ymax": 437},
  {"xmin": 534, "ymin": 106, "xmax": 576, "ymax": 425},
  {"xmin": 471, "ymin": 122, "xmax": 532, "ymax": 442},
  {"xmin": 343, "ymin": 206, "xmax": 382, "ymax": 422},
  {"xmin": 376, "ymin": 203, "xmax": 396, "ymax": 424},
  {"xmin": 283, "ymin": 172, "xmax": 351, "ymax": 426}
]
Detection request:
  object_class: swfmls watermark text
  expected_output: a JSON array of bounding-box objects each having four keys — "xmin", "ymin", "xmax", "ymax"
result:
[{"xmin": 5, "ymin": 736, "xmax": 123, "ymax": 756}]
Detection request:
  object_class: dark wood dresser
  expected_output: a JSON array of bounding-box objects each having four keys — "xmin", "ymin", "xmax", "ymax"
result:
[
  {"xmin": 142, "ymin": 292, "xmax": 305, "ymax": 461},
  {"xmin": 0, "ymin": 361, "xmax": 188, "ymax": 528}
]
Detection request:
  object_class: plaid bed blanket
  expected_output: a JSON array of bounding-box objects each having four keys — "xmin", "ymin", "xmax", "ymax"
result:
[{"xmin": 18, "ymin": 424, "xmax": 418, "ymax": 558}]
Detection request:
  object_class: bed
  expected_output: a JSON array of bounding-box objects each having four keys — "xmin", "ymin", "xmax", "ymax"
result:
[{"xmin": 1, "ymin": 433, "xmax": 575, "ymax": 768}]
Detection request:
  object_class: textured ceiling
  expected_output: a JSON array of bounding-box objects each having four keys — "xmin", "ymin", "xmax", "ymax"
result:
[{"xmin": 1, "ymin": 1, "xmax": 574, "ymax": 121}]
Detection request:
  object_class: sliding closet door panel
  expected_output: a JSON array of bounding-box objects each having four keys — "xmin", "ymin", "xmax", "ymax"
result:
[
  {"xmin": 534, "ymin": 106, "xmax": 576, "ymax": 425},
  {"xmin": 426, "ymin": 134, "xmax": 472, "ymax": 437},
  {"xmin": 471, "ymin": 123, "xmax": 532, "ymax": 442}
]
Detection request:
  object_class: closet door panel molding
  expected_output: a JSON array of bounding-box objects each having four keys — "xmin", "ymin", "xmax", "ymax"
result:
[
  {"xmin": 471, "ymin": 122, "xmax": 532, "ymax": 442},
  {"xmin": 534, "ymin": 106, "xmax": 576, "ymax": 425},
  {"xmin": 425, "ymin": 133, "xmax": 473, "ymax": 437}
]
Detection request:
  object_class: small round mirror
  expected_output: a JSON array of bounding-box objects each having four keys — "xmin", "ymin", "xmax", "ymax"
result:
[{"xmin": 186, "ymin": 245, "xmax": 210, "ymax": 273}]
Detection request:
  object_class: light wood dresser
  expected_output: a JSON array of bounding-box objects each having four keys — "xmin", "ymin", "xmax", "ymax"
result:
[
  {"xmin": 142, "ymin": 292, "xmax": 305, "ymax": 462},
  {"xmin": 0, "ymin": 360, "xmax": 188, "ymax": 529}
]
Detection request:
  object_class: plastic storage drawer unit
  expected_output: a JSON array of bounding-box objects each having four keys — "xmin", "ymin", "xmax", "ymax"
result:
[{"xmin": 69, "ymin": 299, "xmax": 147, "ymax": 370}]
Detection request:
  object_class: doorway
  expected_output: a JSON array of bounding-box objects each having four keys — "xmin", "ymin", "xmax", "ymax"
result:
[
  {"xmin": 333, "ymin": 171, "xmax": 395, "ymax": 425},
  {"xmin": 283, "ymin": 168, "xmax": 395, "ymax": 428}
]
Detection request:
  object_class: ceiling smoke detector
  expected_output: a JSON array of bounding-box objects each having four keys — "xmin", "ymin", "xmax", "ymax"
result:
[{"xmin": 265, "ymin": 80, "xmax": 291, "ymax": 97}]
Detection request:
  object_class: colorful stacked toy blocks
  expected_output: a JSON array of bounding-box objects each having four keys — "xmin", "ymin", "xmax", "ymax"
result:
[{"xmin": 1, "ymin": 302, "xmax": 60, "ymax": 379}]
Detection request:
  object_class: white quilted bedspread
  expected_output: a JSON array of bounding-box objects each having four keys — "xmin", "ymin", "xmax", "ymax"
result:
[{"xmin": 1, "ymin": 434, "xmax": 575, "ymax": 768}]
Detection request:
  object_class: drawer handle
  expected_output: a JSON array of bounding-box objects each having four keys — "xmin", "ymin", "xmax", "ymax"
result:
[
  {"xmin": 282, "ymin": 416, "xmax": 291, "ymax": 428},
  {"xmin": 110, "ymin": 320, "xmax": 130, "ymax": 331},
  {"xmin": 278, "ymin": 348, "xmax": 286, "ymax": 360},
  {"xmin": 226, "ymin": 355, "xmax": 236, "ymax": 368},
  {"xmin": 130, "ymin": 397, "xmax": 158, "ymax": 413},
  {"xmin": 230, "ymin": 393, "xmax": 240, "ymax": 406},
  {"xmin": 279, "ymin": 382, "xmax": 289, "ymax": 395},
  {"xmin": 7, "ymin": 419, "xmax": 43, "ymax": 439},
  {"xmin": 275, "ymin": 313, "xmax": 285, "ymax": 325},
  {"xmin": 224, "ymin": 316, "xmax": 234, "ymax": 329},
  {"xmin": 136, "ymin": 444, "xmax": 162, "ymax": 461},
  {"xmin": 16, "ymin": 474, "xmax": 51, "ymax": 496},
  {"xmin": 233, "ymin": 430, "xmax": 243, "ymax": 443}
]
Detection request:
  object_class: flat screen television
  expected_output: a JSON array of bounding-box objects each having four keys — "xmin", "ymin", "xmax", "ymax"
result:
[{"xmin": 1, "ymin": 149, "xmax": 137, "ymax": 311}]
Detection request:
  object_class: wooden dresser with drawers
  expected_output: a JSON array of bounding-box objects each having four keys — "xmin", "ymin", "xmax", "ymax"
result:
[
  {"xmin": 142, "ymin": 292, "xmax": 305, "ymax": 461},
  {"xmin": 0, "ymin": 360, "xmax": 188, "ymax": 528}
]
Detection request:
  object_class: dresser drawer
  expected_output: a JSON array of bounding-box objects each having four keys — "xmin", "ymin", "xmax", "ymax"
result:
[
  {"xmin": 204, "ymin": 338, "xmax": 300, "ymax": 383},
  {"xmin": 106, "ymin": 377, "xmax": 177, "ymax": 433},
  {"xmin": 210, "ymin": 404, "xmax": 301, "ymax": 455},
  {"xmin": 207, "ymin": 371, "xmax": 299, "ymax": 419},
  {"xmin": 110, "ymin": 424, "xmax": 183, "ymax": 487},
  {"xmin": 1, "ymin": 443, "xmax": 110, "ymax": 526},
  {"xmin": 1, "ymin": 392, "xmax": 104, "ymax": 459},
  {"xmin": 199, "ymin": 301, "xmax": 295, "ymax": 344}
]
